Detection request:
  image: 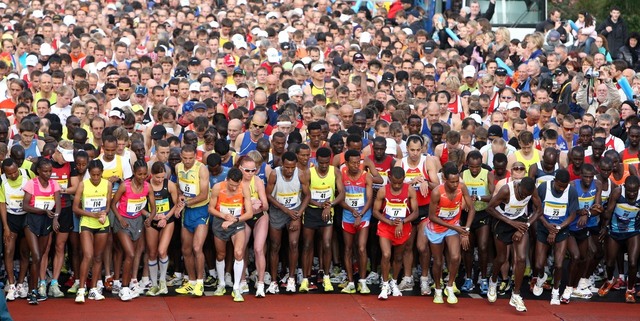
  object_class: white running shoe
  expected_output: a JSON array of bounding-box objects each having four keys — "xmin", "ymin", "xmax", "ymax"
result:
[
  {"xmin": 509, "ymin": 294, "xmax": 527, "ymax": 312},
  {"xmin": 119, "ymin": 287, "xmax": 133, "ymax": 301},
  {"xmin": 397, "ymin": 276, "xmax": 414, "ymax": 291},
  {"xmin": 420, "ymin": 276, "xmax": 432, "ymax": 296},
  {"xmin": 112, "ymin": 280, "xmax": 122, "ymax": 294},
  {"xmin": 16, "ymin": 282, "xmax": 28, "ymax": 299},
  {"xmin": 389, "ymin": 279, "xmax": 402, "ymax": 297},
  {"xmin": 88, "ymin": 288, "xmax": 105, "ymax": 300},
  {"xmin": 285, "ymin": 278, "xmax": 296, "ymax": 293},
  {"xmin": 255, "ymin": 282, "xmax": 266, "ymax": 298},
  {"xmin": 487, "ymin": 280, "xmax": 498, "ymax": 303},
  {"xmin": 266, "ymin": 281, "xmax": 279, "ymax": 294},
  {"xmin": 550, "ymin": 289, "xmax": 561, "ymax": 305},
  {"xmin": 532, "ymin": 273, "xmax": 547, "ymax": 296},
  {"xmin": 366, "ymin": 272, "xmax": 380, "ymax": 285},
  {"xmin": 378, "ymin": 283, "xmax": 389, "ymax": 300},
  {"xmin": 264, "ymin": 272, "xmax": 272, "ymax": 285},
  {"xmin": 5, "ymin": 284, "xmax": 16, "ymax": 301},
  {"xmin": 240, "ymin": 281, "xmax": 249, "ymax": 294},
  {"xmin": 224, "ymin": 272, "xmax": 233, "ymax": 288},
  {"xmin": 75, "ymin": 289, "xmax": 85, "ymax": 303}
]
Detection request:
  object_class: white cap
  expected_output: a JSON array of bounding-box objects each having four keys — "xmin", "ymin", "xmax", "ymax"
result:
[
  {"xmin": 236, "ymin": 88, "xmax": 249, "ymax": 98},
  {"xmin": 463, "ymin": 65, "xmax": 476, "ymax": 78},
  {"xmin": 237, "ymin": 0, "xmax": 247, "ymax": 5},
  {"xmin": 119, "ymin": 37, "xmax": 131, "ymax": 47},
  {"xmin": 235, "ymin": 41, "xmax": 248, "ymax": 49},
  {"xmin": 63, "ymin": 15, "xmax": 76, "ymax": 26},
  {"xmin": 290, "ymin": 8, "xmax": 303, "ymax": 17},
  {"xmin": 285, "ymin": 26, "xmax": 297, "ymax": 34},
  {"xmin": 266, "ymin": 12, "xmax": 279, "ymax": 20},
  {"xmin": 0, "ymin": 3, "xmax": 7, "ymax": 9},
  {"xmin": 106, "ymin": 3, "xmax": 117, "ymax": 10},
  {"xmin": 209, "ymin": 21, "xmax": 219, "ymax": 28},
  {"xmin": 339, "ymin": 14, "xmax": 350, "ymax": 23},
  {"xmin": 6, "ymin": 73, "xmax": 18, "ymax": 80},
  {"xmin": 385, "ymin": 138, "xmax": 397, "ymax": 155},
  {"xmin": 278, "ymin": 30, "xmax": 290, "ymax": 43},
  {"xmin": 251, "ymin": 27, "xmax": 262, "ymax": 35},
  {"xmin": 257, "ymin": 30, "xmax": 268, "ymax": 38},
  {"xmin": 40, "ymin": 43, "xmax": 54, "ymax": 56},
  {"xmin": 288, "ymin": 85, "xmax": 303, "ymax": 97},
  {"xmin": 57, "ymin": 146, "xmax": 75, "ymax": 162},
  {"xmin": 266, "ymin": 48, "xmax": 280, "ymax": 63},
  {"xmin": 402, "ymin": 28, "xmax": 413, "ymax": 35},
  {"xmin": 231, "ymin": 34, "xmax": 244, "ymax": 44},
  {"xmin": 189, "ymin": 82, "xmax": 201, "ymax": 92},
  {"xmin": 180, "ymin": 0, "xmax": 190, "ymax": 6},
  {"xmin": 96, "ymin": 61, "xmax": 108, "ymax": 71},
  {"xmin": 507, "ymin": 101, "xmax": 521, "ymax": 110},
  {"xmin": 469, "ymin": 113, "xmax": 482, "ymax": 125},
  {"xmin": 108, "ymin": 109, "xmax": 125, "ymax": 119},
  {"xmin": 360, "ymin": 32, "xmax": 371, "ymax": 44},
  {"xmin": 301, "ymin": 56, "xmax": 312, "ymax": 65},
  {"xmin": 224, "ymin": 84, "xmax": 237, "ymax": 92},
  {"xmin": 312, "ymin": 63, "xmax": 326, "ymax": 72},
  {"xmin": 25, "ymin": 55, "xmax": 38, "ymax": 67},
  {"xmin": 32, "ymin": 10, "xmax": 44, "ymax": 19}
]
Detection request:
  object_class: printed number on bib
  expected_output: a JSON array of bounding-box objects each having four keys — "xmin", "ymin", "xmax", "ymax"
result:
[
  {"xmin": 8, "ymin": 195, "xmax": 23, "ymax": 211},
  {"xmin": 180, "ymin": 180, "xmax": 197, "ymax": 198},
  {"xmin": 156, "ymin": 199, "xmax": 170, "ymax": 214},
  {"xmin": 438, "ymin": 206, "xmax": 459, "ymax": 219},
  {"xmin": 84, "ymin": 197, "xmax": 106, "ymax": 212},
  {"xmin": 34, "ymin": 195, "xmax": 55, "ymax": 210},
  {"xmin": 544, "ymin": 203, "xmax": 567, "ymax": 218},
  {"xmin": 385, "ymin": 202, "xmax": 407, "ymax": 219},
  {"xmin": 127, "ymin": 198, "xmax": 146, "ymax": 215},
  {"xmin": 277, "ymin": 192, "xmax": 298, "ymax": 208},
  {"xmin": 220, "ymin": 202, "xmax": 242, "ymax": 217},
  {"xmin": 345, "ymin": 193, "xmax": 364, "ymax": 208},
  {"xmin": 311, "ymin": 188, "xmax": 331, "ymax": 203}
]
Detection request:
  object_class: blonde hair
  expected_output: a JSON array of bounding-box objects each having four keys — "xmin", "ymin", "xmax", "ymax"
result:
[{"xmin": 495, "ymin": 27, "xmax": 511, "ymax": 45}]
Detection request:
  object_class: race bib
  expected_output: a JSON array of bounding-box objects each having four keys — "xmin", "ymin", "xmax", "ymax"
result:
[
  {"xmin": 578, "ymin": 196, "xmax": 595, "ymax": 210},
  {"xmin": 34, "ymin": 195, "xmax": 55, "ymax": 211},
  {"xmin": 544, "ymin": 202, "xmax": 567, "ymax": 218},
  {"xmin": 466, "ymin": 181, "xmax": 486, "ymax": 198},
  {"xmin": 385, "ymin": 201, "xmax": 407, "ymax": 219},
  {"xmin": 505, "ymin": 204, "xmax": 526, "ymax": 218},
  {"xmin": 84, "ymin": 197, "xmax": 106, "ymax": 212},
  {"xmin": 57, "ymin": 178, "xmax": 68, "ymax": 190},
  {"xmin": 220, "ymin": 202, "xmax": 242, "ymax": 217},
  {"xmin": 179, "ymin": 180, "xmax": 197, "ymax": 198},
  {"xmin": 345, "ymin": 192, "xmax": 364, "ymax": 208},
  {"xmin": 126, "ymin": 198, "xmax": 147, "ymax": 215},
  {"xmin": 156, "ymin": 198, "xmax": 170, "ymax": 214},
  {"xmin": 311, "ymin": 187, "xmax": 331, "ymax": 203},
  {"xmin": 405, "ymin": 172, "xmax": 422, "ymax": 190},
  {"xmin": 8, "ymin": 195, "xmax": 23, "ymax": 212},
  {"xmin": 614, "ymin": 203, "xmax": 640, "ymax": 220},
  {"xmin": 276, "ymin": 192, "xmax": 298, "ymax": 209},
  {"xmin": 438, "ymin": 206, "xmax": 459, "ymax": 219}
]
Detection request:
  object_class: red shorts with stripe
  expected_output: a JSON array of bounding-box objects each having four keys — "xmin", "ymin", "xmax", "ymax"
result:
[
  {"xmin": 377, "ymin": 221, "xmax": 412, "ymax": 246},
  {"xmin": 342, "ymin": 220, "xmax": 370, "ymax": 234}
]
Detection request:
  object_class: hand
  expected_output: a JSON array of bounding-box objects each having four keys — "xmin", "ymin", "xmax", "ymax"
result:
[
  {"xmin": 252, "ymin": 199, "xmax": 263, "ymax": 212},
  {"xmin": 289, "ymin": 219, "xmax": 301, "ymax": 232},
  {"xmin": 108, "ymin": 176, "xmax": 120, "ymax": 184},
  {"xmin": 546, "ymin": 232, "xmax": 556, "ymax": 245},
  {"xmin": 510, "ymin": 220, "xmax": 529, "ymax": 234},
  {"xmin": 98, "ymin": 214, "xmax": 107, "ymax": 225},
  {"xmin": 555, "ymin": 21, "xmax": 562, "ymax": 29},
  {"xmin": 286, "ymin": 209, "xmax": 299, "ymax": 220},
  {"xmin": 512, "ymin": 231, "xmax": 523, "ymax": 243},
  {"xmin": 144, "ymin": 217, "xmax": 152, "ymax": 228},
  {"xmin": 393, "ymin": 218, "xmax": 402, "ymax": 226},
  {"xmin": 354, "ymin": 215, "xmax": 362, "ymax": 228},
  {"xmin": 460, "ymin": 234, "xmax": 470, "ymax": 251},
  {"xmin": 598, "ymin": 227, "xmax": 608, "ymax": 243},
  {"xmin": 3, "ymin": 227, "xmax": 11, "ymax": 244},
  {"xmin": 606, "ymin": 26, "xmax": 612, "ymax": 33},
  {"xmin": 322, "ymin": 207, "xmax": 331, "ymax": 223},
  {"xmin": 157, "ymin": 218, "xmax": 167, "ymax": 228},
  {"xmin": 119, "ymin": 218, "xmax": 129, "ymax": 229},
  {"xmin": 224, "ymin": 214, "xmax": 235, "ymax": 222},
  {"xmin": 395, "ymin": 224, "xmax": 403, "ymax": 238},
  {"xmin": 590, "ymin": 204, "xmax": 604, "ymax": 215},
  {"xmin": 323, "ymin": 201, "xmax": 332, "ymax": 209},
  {"xmin": 46, "ymin": 210, "xmax": 55, "ymax": 218},
  {"xmin": 458, "ymin": 40, "xmax": 469, "ymax": 47},
  {"xmin": 456, "ymin": 226, "xmax": 470, "ymax": 237},
  {"xmin": 222, "ymin": 220, "xmax": 233, "ymax": 230},
  {"xmin": 419, "ymin": 181, "xmax": 429, "ymax": 197},
  {"xmin": 53, "ymin": 217, "xmax": 60, "ymax": 233},
  {"xmin": 577, "ymin": 215, "xmax": 588, "ymax": 228}
]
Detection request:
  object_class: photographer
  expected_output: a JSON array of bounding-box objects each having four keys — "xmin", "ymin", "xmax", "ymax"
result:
[
  {"xmin": 576, "ymin": 67, "xmax": 621, "ymax": 115},
  {"xmin": 550, "ymin": 66, "xmax": 573, "ymax": 105}
]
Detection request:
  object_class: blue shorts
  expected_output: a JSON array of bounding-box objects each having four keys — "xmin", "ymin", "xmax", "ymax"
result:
[
  {"xmin": 425, "ymin": 227, "xmax": 458, "ymax": 244},
  {"xmin": 182, "ymin": 205, "xmax": 210, "ymax": 233},
  {"xmin": 72, "ymin": 212, "xmax": 80, "ymax": 233}
]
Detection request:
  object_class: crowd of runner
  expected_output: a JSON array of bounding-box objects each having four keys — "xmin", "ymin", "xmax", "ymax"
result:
[{"xmin": 0, "ymin": 0, "xmax": 638, "ymax": 313}]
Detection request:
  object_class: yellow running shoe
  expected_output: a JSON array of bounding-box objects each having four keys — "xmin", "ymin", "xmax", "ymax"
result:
[
  {"xmin": 192, "ymin": 283, "xmax": 204, "ymax": 296},
  {"xmin": 213, "ymin": 284, "xmax": 226, "ymax": 296},
  {"xmin": 232, "ymin": 289, "xmax": 244, "ymax": 302},
  {"xmin": 175, "ymin": 283, "xmax": 194, "ymax": 295},
  {"xmin": 299, "ymin": 279, "xmax": 309, "ymax": 293},
  {"xmin": 323, "ymin": 277, "xmax": 334, "ymax": 292}
]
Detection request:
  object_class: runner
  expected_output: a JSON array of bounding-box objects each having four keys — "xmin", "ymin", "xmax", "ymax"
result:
[
  {"xmin": 427, "ymin": 163, "xmax": 475, "ymax": 304},
  {"xmin": 373, "ymin": 167, "xmax": 418, "ymax": 300},
  {"xmin": 71, "ymin": 160, "xmax": 112, "ymax": 303},
  {"xmin": 486, "ymin": 177, "xmax": 542, "ymax": 312},
  {"xmin": 209, "ymin": 168, "xmax": 254, "ymax": 302},
  {"xmin": 111, "ymin": 160, "xmax": 156, "ymax": 301}
]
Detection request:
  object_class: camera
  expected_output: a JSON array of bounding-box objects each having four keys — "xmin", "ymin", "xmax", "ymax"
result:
[{"xmin": 585, "ymin": 69, "xmax": 599, "ymax": 79}]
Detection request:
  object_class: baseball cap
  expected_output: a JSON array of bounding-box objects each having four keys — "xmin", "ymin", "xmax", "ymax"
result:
[
  {"xmin": 463, "ymin": 65, "xmax": 476, "ymax": 78},
  {"xmin": 189, "ymin": 82, "xmax": 201, "ymax": 92},
  {"xmin": 288, "ymin": 85, "xmax": 303, "ymax": 97},
  {"xmin": 554, "ymin": 66, "xmax": 568, "ymax": 76},
  {"xmin": 507, "ymin": 101, "xmax": 521, "ymax": 110},
  {"xmin": 57, "ymin": 145, "xmax": 75, "ymax": 162},
  {"xmin": 26, "ymin": 54, "xmax": 38, "ymax": 67},
  {"xmin": 382, "ymin": 72, "xmax": 395, "ymax": 82},
  {"xmin": 312, "ymin": 63, "xmax": 326, "ymax": 72},
  {"xmin": 40, "ymin": 43, "xmax": 55, "ymax": 56},
  {"xmin": 194, "ymin": 102, "xmax": 207, "ymax": 111},
  {"xmin": 223, "ymin": 54, "xmax": 235, "ymax": 67},
  {"xmin": 108, "ymin": 109, "xmax": 125, "ymax": 119},
  {"xmin": 96, "ymin": 61, "xmax": 109, "ymax": 71},
  {"xmin": 134, "ymin": 85, "xmax": 148, "ymax": 96},
  {"xmin": 189, "ymin": 57, "xmax": 201, "ymax": 65},
  {"xmin": 495, "ymin": 67, "xmax": 508, "ymax": 76},
  {"xmin": 385, "ymin": 138, "xmax": 397, "ymax": 155},
  {"xmin": 174, "ymin": 68, "xmax": 187, "ymax": 78},
  {"xmin": 131, "ymin": 104, "xmax": 144, "ymax": 114},
  {"xmin": 423, "ymin": 40, "xmax": 436, "ymax": 54},
  {"xmin": 224, "ymin": 84, "xmax": 237, "ymax": 92},
  {"xmin": 182, "ymin": 101, "xmax": 196, "ymax": 113},
  {"xmin": 469, "ymin": 114, "xmax": 482, "ymax": 125},
  {"xmin": 233, "ymin": 67, "xmax": 245, "ymax": 76},
  {"xmin": 151, "ymin": 125, "xmax": 167, "ymax": 140},
  {"xmin": 353, "ymin": 52, "xmax": 365, "ymax": 62},
  {"xmin": 488, "ymin": 125, "xmax": 503, "ymax": 138},
  {"xmin": 236, "ymin": 88, "xmax": 250, "ymax": 98},
  {"xmin": 266, "ymin": 48, "xmax": 280, "ymax": 63},
  {"xmin": 63, "ymin": 15, "xmax": 76, "ymax": 26}
]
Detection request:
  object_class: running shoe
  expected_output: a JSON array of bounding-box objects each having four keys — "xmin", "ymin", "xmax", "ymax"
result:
[
  {"xmin": 330, "ymin": 266, "xmax": 342, "ymax": 278},
  {"xmin": 167, "ymin": 274, "xmax": 183, "ymax": 287},
  {"xmin": 420, "ymin": 276, "xmax": 431, "ymax": 296},
  {"xmin": 509, "ymin": 294, "xmax": 527, "ymax": 312},
  {"xmin": 213, "ymin": 284, "xmax": 226, "ymax": 296},
  {"xmin": 323, "ymin": 276, "xmax": 334, "ymax": 292},
  {"xmin": 266, "ymin": 281, "xmax": 279, "ymax": 294},
  {"xmin": 612, "ymin": 276, "xmax": 626, "ymax": 290},
  {"xmin": 204, "ymin": 275, "xmax": 217, "ymax": 288},
  {"xmin": 104, "ymin": 275, "xmax": 114, "ymax": 292},
  {"xmin": 338, "ymin": 280, "xmax": 349, "ymax": 288},
  {"xmin": 487, "ymin": 280, "xmax": 498, "ymax": 303},
  {"xmin": 28, "ymin": 290, "xmax": 38, "ymax": 305},
  {"xmin": 461, "ymin": 278, "xmax": 474, "ymax": 292},
  {"xmin": 358, "ymin": 280, "xmax": 370, "ymax": 294},
  {"xmin": 550, "ymin": 290, "xmax": 561, "ymax": 305},
  {"xmin": 330, "ymin": 271, "xmax": 347, "ymax": 284},
  {"xmin": 398, "ymin": 276, "xmax": 414, "ymax": 291},
  {"xmin": 571, "ymin": 287, "xmax": 592, "ymax": 299},
  {"xmin": 119, "ymin": 287, "xmax": 133, "ymax": 301},
  {"xmin": 498, "ymin": 280, "xmax": 511, "ymax": 295},
  {"xmin": 299, "ymin": 279, "xmax": 309, "ymax": 293},
  {"xmin": 561, "ymin": 287, "xmax": 572, "ymax": 304},
  {"xmin": 96, "ymin": 280, "xmax": 104, "ymax": 294},
  {"xmin": 390, "ymin": 279, "xmax": 402, "ymax": 297},
  {"xmin": 5, "ymin": 284, "xmax": 16, "ymax": 301},
  {"xmin": 130, "ymin": 280, "xmax": 143, "ymax": 295},
  {"xmin": 598, "ymin": 279, "xmax": 614, "ymax": 297},
  {"xmin": 256, "ymin": 282, "xmax": 266, "ymax": 298},
  {"xmin": 285, "ymin": 278, "xmax": 296, "ymax": 293},
  {"xmin": 67, "ymin": 279, "xmax": 80, "ymax": 294},
  {"xmin": 75, "ymin": 289, "xmax": 85, "ymax": 303},
  {"xmin": 158, "ymin": 281, "xmax": 169, "ymax": 295},
  {"xmin": 532, "ymin": 273, "xmax": 547, "ymax": 296},
  {"xmin": 147, "ymin": 286, "xmax": 160, "ymax": 296},
  {"xmin": 192, "ymin": 283, "xmax": 204, "ymax": 296},
  {"xmin": 341, "ymin": 282, "xmax": 356, "ymax": 294},
  {"xmin": 111, "ymin": 280, "xmax": 122, "ymax": 294},
  {"xmin": 64, "ymin": 275, "xmax": 76, "ymax": 288},
  {"xmin": 445, "ymin": 287, "xmax": 458, "ymax": 304},
  {"xmin": 37, "ymin": 282, "xmax": 47, "ymax": 300},
  {"xmin": 175, "ymin": 282, "xmax": 194, "ymax": 295},
  {"xmin": 140, "ymin": 279, "xmax": 152, "ymax": 292},
  {"xmin": 240, "ymin": 281, "xmax": 249, "ymax": 294},
  {"xmin": 626, "ymin": 290, "xmax": 636, "ymax": 303},
  {"xmin": 16, "ymin": 283, "xmax": 27, "ymax": 299},
  {"xmin": 232, "ymin": 289, "xmax": 244, "ymax": 302},
  {"xmin": 224, "ymin": 272, "xmax": 233, "ymax": 288},
  {"xmin": 524, "ymin": 266, "xmax": 532, "ymax": 278},
  {"xmin": 479, "ymin": 279, "xmax": 489, "ymax": 295},
  {"xmin": 264, "ymin": 272, "xmax": 272, "ymax": 285},
  {"xmin": 88, "ymin": 288, "xmax": 105, "ymax": 300},
  {"xmin": 49, "ymin": 282, "xmax": 64, "ymax": 298},
  {"xmin": 308, "ymin": 281, "xmax": 318, "ymax": 291},
  {"xmin": 378, "ymin": 283, "xmax": 389, "ymax": 300},
  {"xmin": 365, "ymin": 271, "xmax": 380, "ymax": 285},
  {"xmin": 433, "ymin": 289, "xmax": 444, "ymax": 304}
]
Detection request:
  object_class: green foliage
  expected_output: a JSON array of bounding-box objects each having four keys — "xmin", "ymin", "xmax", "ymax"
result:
[{"xmin": 550, "ymin": 0, "xmax": 639, "ymax": 33}]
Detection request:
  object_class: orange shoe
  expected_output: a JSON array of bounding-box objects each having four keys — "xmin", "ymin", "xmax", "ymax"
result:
[
  {"xmin": 598, "ymin": 280, "xmax": 613, "ymax": 297},
  {"xmin": 625, "ymin": 290, "xmax": 636, "ymax": 303},
  {"xmin": 529, "ymin": 278, "xmax": 537, "ymax": 292},
  {"xmin": 105, "ymin": 276, "xmax": 114, "ymax": 292}
]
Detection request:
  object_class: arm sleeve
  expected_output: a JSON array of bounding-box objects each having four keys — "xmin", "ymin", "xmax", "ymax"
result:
[
  {"xmin": 537, "ymin": 183, "xmax": 547, "ymax": 202},
  {"xmin": 482, "ymin": 2, "xmax": 495, "ymax": 21},
  {"xmin": 23, "ymin": 180, "xmax": 34, "ymax": 195},
  {"xmin": 123, "ymin": 163, "xmax": 133, "ymax": 180},
  {"xmin": 0, "ymin": 183, "xmax": 6, "ymax": 203},
  {"xmin": 568, "ymin": 187, "xmax": 579, "ymax": 216}
]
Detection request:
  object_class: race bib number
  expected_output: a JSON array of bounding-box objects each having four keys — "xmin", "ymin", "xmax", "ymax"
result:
[
  {"xmin": 505, "ymin": 205, "xmax": 526, "ymax": 218},
  {"xmin": 405, "ymin": 172, "xmax": 422, "ymax": 190},
  {"xmin": 438, "ymin": 206, "xmax": 459, "ymax": 219},
  {"xmin": 57, "ymin": 178, "xmax": 68, "ymax": 190},
  {"xmin": 578, "ymin": 196, "xmax": 595, "ymax": 210},
  {"xmin": 466, "ymin": 181, "xmax": 485, "ymax": 198},
  {"xmin": 126, "ymin": 198, "xmax": 147, "ymax": 215},
  {"xmin": 311, "ymin": 187, "xmax": 331, "ymax": 203},
  {"xmin": 544, "ymin": 202, "xmax": 567, "ymax": 218},
  {"xmin": 156, "ymin": 198, "xmax": 170, "ymax": 214},
  {"xmin": 34, "ymin": 195, "xmax": 55, "ymax": 210},
  {"xmin": 84, "ymin": 197, "xmax": 106, "ymax": 212},
  {"xmin": 345, "ymin": 192, "xmax": 364, "ymax": 208},
  {"xmin": 8, "ymin": 195, "xmax": 23, "ymax": 212},
  {"xmin": 220, "ymin": 202, "xmax": 242, "ymax": 217},
  {"xmin": 385, "ymin": 201, "xmax": 407, "ymax": 219},
  {"xmin": 614, "ymin": 203, "xmax": 640, "ymax": 220},
  {"xmin": 277, "ymin": 192, "xmax": 298, "ymax": 209},
  {"xmin": 179, "ymin": 180, "xmax": 197, "ymax": 198}
]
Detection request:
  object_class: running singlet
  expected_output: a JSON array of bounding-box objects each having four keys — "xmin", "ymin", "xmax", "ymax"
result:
[
  {"xmin": 28, "ymin": 178, "xmax": 59, "ymax": 211},
  {"xmin": 153, "ymin": 179, "xmax": 173, "ymax": 216},
  {"xmin": 611, "ymin": 185, "xmax": 640, "ymax": 234},
  {"xmin": 534, "ymin": 161, "xmax": 559, "ymax": 186},
  {"xmin": 621, "ymin": 148, "xmax": 639, "ymax": 165},
  {"xmin": 238, "ymin": 133, "xmax": 269, "ymax": 156},
  {"xmin": 569, "ymin": 179, "xmax": 597, "ymax": 231},
  {"xmin": 272, "ymin": 167, "xmax": 301, "ymax": 209},
  {"xmin": 383, "ymin": 183, "xmax": 409, "ymax": 220},
  {"xmin": 369, "ymin": 154, "xmax": 393, "ymax": 190},
  {"xmin": 81, "ymin": 178, "xmax": 110, "ymax": 229},
  {"xmin": 216, "ymin": 181, "xmax": 244, "ymax": 218},
  {"xmin": 462, "ymin": 168, "xmax": 489, "ymax": 211},
  {"xmin": 401, "ymin": 155, "xmax": 430, "ymax": 206},
  {"xmin": 515, "ymin": 150, "xmax": 540, "ymax": 175},
  {"xmin": 541, "ymin": 181, "xmax": 570, "ymax": 226},
  {"xmin": 497, "ymin": 182, "xmax": 531, "ymax": 220},
  {"xmin": 176, "ymin": 162, "xmax": 209, "ymax": 208},
  {"xmin": 309, "ymin": 166, "xmax": 335, "ymax": 209},
  {"xmin": 428, "ymin": 184, "xmax": 462, "ymax": 233},
  {"xmin": 610, "ymin": 163, "xmax": 630, "ymax": 186},
  {"xmin": 341, "ymin": 167, "xmax": 370, "ymax": 223},
  {"xmin": 567, "ymin": 164, "xmax": 581, "ymax": 182},
  {"xmin": 101, "ymin": 155, "xmax": 124, "ymax": 195},
  {"xmin": 51, "ymin": 161, "xmax": 73, "ymax": 208},
  {"xmin": 1, "ymin": 169, "xmax": 28, "ymax": 215},
  {"xmin": 439, "ymin": 144, "xmax": 449, "ymax": 166},
  {"xmin": 117, "ymin": 179, "xmax": 149, "ymax": 219}
]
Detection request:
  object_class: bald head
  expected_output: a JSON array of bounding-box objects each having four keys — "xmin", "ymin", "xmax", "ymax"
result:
[{"xmin": 228, "ymin": 118, "xmax": 243, "ymax": 131}]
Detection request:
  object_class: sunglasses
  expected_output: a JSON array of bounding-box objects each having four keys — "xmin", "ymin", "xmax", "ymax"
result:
[
  {"xmin": 252, "ymin": 122, "xmax": 266, "ymax": 129},
  {"xmin": 501, "ymin": 96, "xmax": 513, "ymax": 100},
  {"xmin": 563, "ymin": 127, "xmax": 575, "ymax": 132},
  {"xmin": 240, "ymin": 167, "xmax": 257, "ymax": 173},
  {"xmin": 512, "ymin": 167, "xmax": 526, "ymax": 171}
]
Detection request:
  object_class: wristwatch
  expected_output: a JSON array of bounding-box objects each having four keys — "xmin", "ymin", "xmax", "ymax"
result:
[
  {"xmin": 555, "ymin": 225, "xmax": 562, "ymax": 230},
  {"xmin": 526, "ymin": 222, "xmax": 530, "ymax": 228},
  {"xmin": 464, "ymin": 227, "xmax": 470, "ymax": 232}
]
